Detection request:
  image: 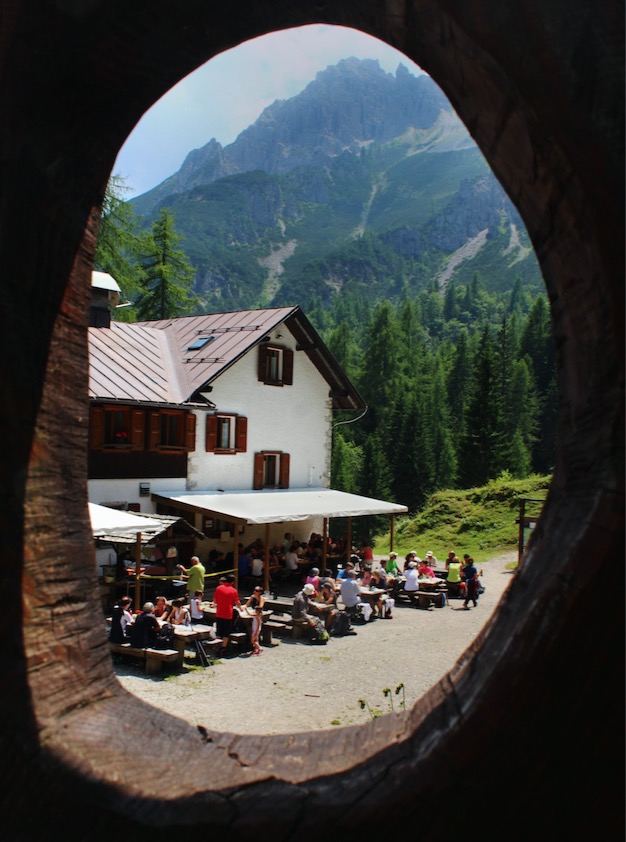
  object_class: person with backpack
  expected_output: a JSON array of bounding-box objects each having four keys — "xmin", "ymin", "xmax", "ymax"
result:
[
  {"xmin": 462, "ymin": 557, "xmax": 480, "ymax": 609},
  {"xmin": 292, "ymin": 583, "xmax": 328, "ymax": 642}
]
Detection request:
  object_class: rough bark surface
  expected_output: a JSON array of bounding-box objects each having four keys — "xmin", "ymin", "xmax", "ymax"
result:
[{"xmin": 0, "ymin": 1, "xmax": 622, "ymax": 839}]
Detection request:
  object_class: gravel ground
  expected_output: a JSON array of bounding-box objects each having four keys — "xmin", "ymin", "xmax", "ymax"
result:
[{"xmin": 114, "ymin": 551, "xmax": 517, "ymax": 735}]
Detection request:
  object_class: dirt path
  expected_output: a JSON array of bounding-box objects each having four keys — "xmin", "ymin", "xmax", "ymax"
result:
[{"xmin": 115, "ymin": 551, "xmax": 517, "ymax": 735}]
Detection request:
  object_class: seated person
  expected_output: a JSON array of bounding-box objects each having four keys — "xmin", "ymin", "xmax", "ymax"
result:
[
  {"xmin": 446, "ymin": 556, "xmax": 465, "ymax": 597},
  {"xmin": 371, "ymin": 568, "xmax": 394, "ymax": 618},
  {"xmin": 169, "ymin": 597, "xmax": 191, "ymax": 626},
  {"xmin": 109, "ymin": 596, "xmax": 134, "ymax": 643},
  {"xmin": 153, "ymin": 595, "xmax": 172, "ymax": 620},
  {"xmin": 291, "ymin": 583, "xmax": 319, "ymax": 631},
  {"xmin": 403, "ymin": 561, "xmax": 420, "ymax": 595},
  {"xmin": 305, "ymin": 567, "xmax": 321, "ymax": 593},
  {"xmin": 339, "ymin": 570, "xmax": 372, "ymax": 622},
  {"xmin": 250, "ymin": 553, "xmax": 264, "ymax": 578},
  {"xmin": 128, "ymin": 602, "xmax": 160, "ymax": 648},
  {"xmin": 417, "ymin": 559, "xmax": 436, "ymax": 579},
  {"xmin": 319, "ymin": 573, "xmax": 337, "ymax": 592},
  {"xmin": 284, "ymin": 543, "xmax": 300, "ymax": 573},
  {"xmin": 336, "ymin": 560, "xmax": 355, "ymax": 580},
  {"xmin": 384, "ymin": 552, "xmax": 401, "ymax": 576},
  {"xmin": 313, "ymin": 580, "xmax": 338, "ymax": 630},
  {"xmin": 360, "ymin": 566, "xmax": 373, "ymax": 588}
]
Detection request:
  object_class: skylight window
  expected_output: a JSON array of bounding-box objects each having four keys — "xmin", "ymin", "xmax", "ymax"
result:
[{"xmin": 187, "ymin": 336, "xmax": 214, "ymax": 351}]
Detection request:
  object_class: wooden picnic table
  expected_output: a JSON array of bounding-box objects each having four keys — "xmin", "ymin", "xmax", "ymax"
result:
[
  {"xmin": 107, "ymin": 616, "xmax": 216, "ymax": 670},
  {"xmin": 358, "ymin": 587, "xmax": 387, "ymax": 605}
]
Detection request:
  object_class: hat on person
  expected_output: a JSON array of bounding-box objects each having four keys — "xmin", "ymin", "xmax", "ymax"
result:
[
  {"xmin": 409, "ymin": 550, "xmax": 417, "ymax": 556},
  {"xmin": 389, "ymin": 551, "xmax": 397, "ymax": 558},
  {"xmin": 426, "ymin": 551, "xmax": 434, "ymax": 558},
  {"xmin": 408, "ymin": 561, "xmax": 417, "ymax": 568},
  {"xmin": 303, "ymin": 583, "xmax": 315, "ymax": 595}
]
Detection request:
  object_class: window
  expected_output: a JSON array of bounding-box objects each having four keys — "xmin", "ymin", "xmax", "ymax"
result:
[
  {"xmin": 253, "ymin": 451, "xmax": 290, "ymax": 489},
  {"xmin": 148, "ymin": 409, "xmax": 196, "ymax": 452},
  {"xmin": 257, "ymin": 344, "xmax": 293, "ymax": 386},
  {"xmin": 89, "ymin": 405, "xmax": 145, "ymax": 450},
  {"xmin": 206, "ymin": 414, "xmax": 247, "ymax": 453}
]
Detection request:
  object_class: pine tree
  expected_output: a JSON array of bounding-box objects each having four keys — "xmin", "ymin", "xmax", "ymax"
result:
[
  {"xmin": 135, "ymin": 208, "xmax": 198, "ymax": 320},
  {"xmin": 458, "ymin": 326, "xmax": 500, "ymax": 486},
  {"xmin": 357, "ymin": 300, "xmax": 403, "ymax": 437},
  {"xmin": 94, "ymin": 174, "xmax": 145, "ymax": 319}
]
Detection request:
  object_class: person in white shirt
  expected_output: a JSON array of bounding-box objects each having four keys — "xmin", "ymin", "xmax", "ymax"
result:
[
  {"xmin": 251, "ymin": 554, "xmax": 264, "ymax": 577},
  {"xmin": 190, "ymin": 590, "xmax": 205, "ymax": 624},
  {"xmin": 285, "ymin": 543, "xmax": 300, "ymax": 571},
  {"xmin": 403, "ymin": 561, "xmax": 420, "ymax": 592}
]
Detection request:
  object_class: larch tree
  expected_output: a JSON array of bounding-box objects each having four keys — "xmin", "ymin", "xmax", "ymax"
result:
[{"xmin": 135, "ymin": 208, "xmax": 198, "ymax": 320}]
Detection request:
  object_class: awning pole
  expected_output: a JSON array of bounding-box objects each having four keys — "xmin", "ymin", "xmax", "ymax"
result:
[
  {"xmin": 346, "ymin": 517, "xmax": 352, "ymax": 567},
  {"xmin": 264, "ymin": 523, "xmax": 270, "ymax": 592},
  {"xmin": 134, "ymin": 532, "xmax": 142, "ymax": 610},
  {"xmin": 233, "ymin": 532, "xmax": 239, "ymax": 591},
  {"xmin": 390, "ymin": 514, "xmax": 395, "ymax": 553},
  {"xmin": 322, "ymin": 517, "xmax": 328, "ymax": 573}
]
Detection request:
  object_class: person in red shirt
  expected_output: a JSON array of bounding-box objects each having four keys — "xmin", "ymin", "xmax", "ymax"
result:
[{"xmin": 213, "ymin": 574, "xmax": 243, "ymax": 655}]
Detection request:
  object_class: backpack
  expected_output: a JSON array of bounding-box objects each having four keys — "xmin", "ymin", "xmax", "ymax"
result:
[
  {"xmin": 153, "ymin": 622, "xmax": 175, "ymax": 650},
  {"xmin": 330, "ymin": 611, "xmax": 352, "ymax": 637},
  {"xmin": 311, "ymin": 616, "xmax": 329, "ymax": 644}
]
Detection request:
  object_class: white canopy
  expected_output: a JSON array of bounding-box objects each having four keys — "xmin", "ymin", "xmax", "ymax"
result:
[
  {"xmin": 150, "ymin": 487, "xmax": 408, "ymax": 525},
  {"xmin": 88, "ymin": 503, "xmax": 163, "ymax": 537}
]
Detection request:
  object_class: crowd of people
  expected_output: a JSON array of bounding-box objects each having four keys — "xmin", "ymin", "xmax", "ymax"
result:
[{"xmin": 108, "ymin": 544, "xmax": 485, "ymax": 660}]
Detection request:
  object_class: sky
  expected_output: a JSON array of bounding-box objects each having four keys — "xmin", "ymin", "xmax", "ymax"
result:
[{"xmin": 113, "ymin": 24, "xmax": 425, "ymax": 199}]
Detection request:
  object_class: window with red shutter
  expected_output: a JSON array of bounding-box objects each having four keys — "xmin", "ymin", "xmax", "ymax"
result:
[
  {"xmin": 253, "ymin": 451, "xmax": 290, "ymax": 489},
  {"xmin": 206, "ymin": 413, "xmax": 247, "ymax": 453},
  {"xmin": 257, "ymin": 344, "xmax": 293, "ymax": 386}
]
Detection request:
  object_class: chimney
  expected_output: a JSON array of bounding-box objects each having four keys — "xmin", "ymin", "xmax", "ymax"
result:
[{"xmin": 90, "ymin": 271, "xmax": 121, "ymax": 328}]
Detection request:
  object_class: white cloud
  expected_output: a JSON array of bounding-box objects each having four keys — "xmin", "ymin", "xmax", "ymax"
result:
[{"xmin": 113, "ymin": 24, "xmax": 425, "ymax": 198}]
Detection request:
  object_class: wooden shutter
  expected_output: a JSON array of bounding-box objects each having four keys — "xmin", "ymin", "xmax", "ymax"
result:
[
  {"xmin": 205, "ymin": 414, "xmax": 217, "ymax": 451},
  {"xmin": 148, "ymin": 411, "xmax": 161, "ymax": 451},
  {"xmin": 185, "ymin": 412, "xmax": 196, "ymax": 451},
  {"xmin": 282, "ymin": 349, "xmax": 294, "ymax": 385},
  {"xmin": 90, "ymin": 406, "xmax": 104, "ymax": 449},
  {"xmin": 235, "ymin": 416, "xmax": 248, "ymax": 452},
  {"xmin": 130, "ymin": 409, "xmax": 145, "ymax": 451},
  {"xmin": 257, "ymin": 345, "xmax": 268, "ymax": 382},
  {"xmin": 279, "ymin": 452, "xmax": 290, "ymax": 488},
  {"xmin": 253, "ymin": 453, "xmax": 264, "ymax": 489}
]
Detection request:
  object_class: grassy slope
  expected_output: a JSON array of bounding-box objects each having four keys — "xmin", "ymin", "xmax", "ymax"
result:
[{"xmin": 374, "ymin": 473, "xmax": 552, "ymax": 566}]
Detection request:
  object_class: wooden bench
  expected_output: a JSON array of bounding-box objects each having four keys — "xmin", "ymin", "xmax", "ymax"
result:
[
  {"xmin": 259, "ymin": 622, "xmax": 282, "ymax": 646},
  {"xmin": 228, "ymin": 631, "xmax": 249, "ymax": 651},
  {"xmin": 416, "ymin": 590, "xmax": 447, "ymax": 609},
  {"xmin": 109, "ymin": 642, "xmax": 180, "ymax": 675}
]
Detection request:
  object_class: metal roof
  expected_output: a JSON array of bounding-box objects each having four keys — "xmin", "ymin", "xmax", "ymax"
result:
[{"xmin": 88, "ymin": 306, "xmax": 364, "ymax": 411}]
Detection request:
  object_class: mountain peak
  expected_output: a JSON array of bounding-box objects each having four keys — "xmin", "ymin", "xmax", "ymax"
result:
[{"xmin": 132, "ymin": 57, "xmax": 452, "ymax": 215}]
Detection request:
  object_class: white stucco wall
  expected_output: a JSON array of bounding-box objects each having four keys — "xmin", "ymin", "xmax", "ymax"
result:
[{"xmin": 187, "ymin": 335, "xmax": 332, "ymax": 492}]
